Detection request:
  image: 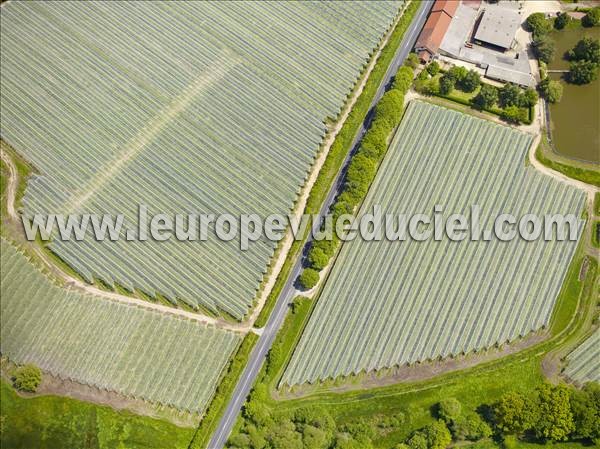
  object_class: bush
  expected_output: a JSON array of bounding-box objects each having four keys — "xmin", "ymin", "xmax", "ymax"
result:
[
  {"xmin": 568, "ymin": 37, "xmax": 600, "ymax": 63},
  {"xmin": 540, "ymin": 78, "xmax": 563, "ymax": 103},
  {"xmin": 12, "ymin": 364, "xmax": 42, "ymax": 393},
  {"xmin": 554, "ymin": 12, "xmax": 570, "ymax": 30},
  {"xmin": 582, "ymin": 7, "xmax": 600, "ymax": 27},
  {"xmin": 439, "ymin": 74, "xmax": 455, "ymax": 95},
  {"xmin": 426, "ymin": 61, "xmax": 440, "ymax": 76},
  {"xmin": 393, "ymin": 66, "xmax": 414, "ymax": 92},
  {"xmin": 526, "ymin": 13, "xmax": 552, "ymax": 37},
  {"xmin": 308, "ymin": 247, "xmax": 329, "ymax": 270},
  {"xmin": 451, "ymin": 414, "xmax": 492, "ymax": 441},
  {"xmin": 569, "ymin": 60, "xmax": 599, "ymax": 84},
  {"xmin": 437, "ymin": 398, "xmax": 462, "ymax": 422},
  {"xmin": 532, "ymin": 35, "xmax": 555, "ymax": 64},
  {"xmin": 471, "ymin": 83, "xmax": 498, "ymax": 109},
  {"xmin": 500, "ymin": 105, "xmax": 528, "ymax": 124},
  {"xmin": 405, "ymin": 53, "xmax": 419, "ymax": 69},
  {"xmin": 521, "ymin": 87, "xmax": 539, "ymax": 107},
  {"xmin": 299, "ymin": 268, "xmax": 320, "ymax": 289}
]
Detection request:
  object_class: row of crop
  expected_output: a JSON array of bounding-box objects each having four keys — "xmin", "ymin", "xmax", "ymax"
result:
[
  {"xmin": 565, "ymin": 329, "xmax": 600, "ymax": 384},
  {"xmin": 298, "ymin": 64, "xmax": 415, "ymax": 289},
  {"xmin": 0, "ymin": 240, "xmax": 240, "ymax": 413},
  {"xmin": 282, "ymin": 102, "xmax": 585, "ymax": 386},
  {"xmin": 2, "ymin": 1, "xmax": 402, "ymax": 319}
]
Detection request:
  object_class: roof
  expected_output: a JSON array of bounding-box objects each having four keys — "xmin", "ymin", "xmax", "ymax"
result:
[
  {"xmin": 415, "ymin": 11, "xmax": 453, "ymax": 55},
  {"xmin": 431, "ymin": 0, "xmax": 459, "ymax": 18},
  {"xmin": 474, "ymin": 7, "xmax": 521, "ymax": 49},
  {"xmin": 486, "ymin": 63, "xmax": 536, "ymax": 87},
  {"xmin": 439, "ymin": 3, "xmax": 479, "ymax": 57}
]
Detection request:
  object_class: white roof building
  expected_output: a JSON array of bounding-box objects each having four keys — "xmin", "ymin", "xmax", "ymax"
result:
[{"xmin": 474, "ymin": 6, "xmax": 521, "ymax": 50}]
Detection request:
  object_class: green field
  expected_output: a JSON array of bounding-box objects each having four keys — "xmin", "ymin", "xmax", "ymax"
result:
[
  {"xmin": 0, "ymin": 239, "xmax": 240, "ymax": 414},
  {"xmin": 283, "ymin": 101, "xmax": 586, "ymax": 386},
  {"xmin": 0, "ymin": 381, "xmax": 194, "ymax": 449}
]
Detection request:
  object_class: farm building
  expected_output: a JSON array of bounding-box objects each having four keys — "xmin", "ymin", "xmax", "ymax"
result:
[
  {"xmin": 473, "ymin": 5, "xmax": 521, "ymax": 51},
  {"xmin": 414, "ymin": 0, "xmax": 458, "ymax": 62}
]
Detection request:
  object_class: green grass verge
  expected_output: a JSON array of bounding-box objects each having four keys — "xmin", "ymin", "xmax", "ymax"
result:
[
  {"xmin": 593, "ymin": 221, "xmax": 599, "ymax": 248},
  {"xmin": 189, "ymin": 333, "xmax": 259, "ymax": 449},
  {"xmin": 254, "ymin": 0, "xmax": 421, "ymax": 328},
  {"xmin": 594, "ymin": 192, "xmax": 600, "ymax": 216},
  {"xmin": 0, "ymin": 381, "xmax": 194, "ymax": 449},
  {"xmin": 235, "ymin": 233, "xmax": 598, "ymax": 448}
]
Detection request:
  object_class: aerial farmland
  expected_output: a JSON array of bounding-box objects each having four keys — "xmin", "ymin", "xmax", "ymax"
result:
[
  {"xmin": 282, "ymin": 101, "xmax": 586, "ymax": 386},
  {"xmin": 0, "ymin": 1, "xmax": 402, "ymax": 319}
]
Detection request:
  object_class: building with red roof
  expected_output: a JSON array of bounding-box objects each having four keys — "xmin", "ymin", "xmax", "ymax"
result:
[{"xmin": 415, "ymin": 0, "xmax": 458, "ymax": 62}]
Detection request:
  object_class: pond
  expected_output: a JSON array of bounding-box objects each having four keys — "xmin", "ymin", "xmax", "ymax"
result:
[{"xmin": 548, "ymin": 25, "xmax": 600, "ymax": 164}]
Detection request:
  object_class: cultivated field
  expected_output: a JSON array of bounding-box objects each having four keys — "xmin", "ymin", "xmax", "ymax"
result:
[
  {"xmin": 565, "ymin": 330, "xmax": 600, "ymax": 384},
  {"xmin": 282, "ymin": 101, "xmax": 586, "ymax": 386},
  {"xmin": 0, "ymin": 2, "xmax": 402, "ymax": 319},
  {"xmin": 0, "ymin": 240, "xmax": 240, "ymax": 413}
]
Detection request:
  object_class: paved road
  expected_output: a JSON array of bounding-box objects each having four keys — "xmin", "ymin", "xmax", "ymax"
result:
[{"xmin": 206, "ymin": 2, "xmax": 433, "ymax": 447}]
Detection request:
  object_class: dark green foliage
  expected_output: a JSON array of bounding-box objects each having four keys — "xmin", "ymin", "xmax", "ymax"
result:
[
  {"xmin": 405, "ymin": 52, "xmax": 420, "ymax": 69},
  {"xmin": 521, "ymin": 87, "xmax": 539, "ymax": 107},
  {"xmin": 426, "ymin": 61, "xmax": 440, "ymax": 76},
  {"xmin": 12, "ymin": 364, "xmax": 41, "ymax": 393},
  {"xmin": 298, "ymin": 268, "xmax": 320, "ymax": 289},
  {"xmin": 582, "ymin": 7, "xmax": 600, "ymax": 27},
  {"xmin": 532, "ymin": 34, "xmax": 555, "ymax": 63},
  {"xmin": 540, "ymin": 77, "xmax": 563, "ymax": 103},
  {"xmin": 570, "ymin": 382, "xmax": 600, "ymax": 441},
  {"xmin": 447, "ymin": 65, "xmax": 468, "ymax": 81},
  {"xmin": 554, "ymin": 12, "xmax": 570, "ymax": 30},
  {"xmin": 457, "ymin": 69, "xmax": 481, "ymax": 93},
  {"xmin": 569, "ymin": 60, "xmax": 599, "ymax": 84},
  {"xmin": 436, "ymin": 398, "xmax": 462, "ymax": 423},
  {"xmin": 439, "ymin": 74, "xmax": 455, "ymax": 95},
  {"xmin": 526, "ymin": 12, "xmax": 552, "ymax": 37},
  {"xmin": 471, "ymin": 83, "xmax": 498, "ymax": 109},
  {"xmin": 499, "ymin": 83, "xmax": 522, "ymax": 108},
  {"xmin": 308, "ymin": 247, "xmax": 329, "ymax": 270},
  {"xmin": 568, "ymin": 37, "xmax": 600, "ymax": 63}
]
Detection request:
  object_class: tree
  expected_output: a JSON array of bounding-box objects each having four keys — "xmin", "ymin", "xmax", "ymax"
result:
[
  {"xmin": 451, "ymin": 414, "xmax": 493, "ymax": 441},
  {"xmin": 405, "ymin": 53, "xmax": 420, "ymax": 69},
  {"xmin": 12, "ymin": 364, "xmax": 42, "ymax": 393},
  {"xmin": 554, "ymin": 12, "xmax": 570, "ymax": 30},
  {"xmin": 472, "ymin": 83, "xmax": 498, "ymax": 109},
  {"xmin": 571, "ymin": 382, "xmax": 600, "ymax": 441},
  {"xmin": 308, "ymin": 247, "xmax": 329, "ymax": 270},
  {"xmin": 521, "ymin": 87, "xmax": 539, "ymax": 107},
  {"xmin": 426, "ymin": 61, "xmax": 440, "ymax": 76},
  {"xmin": 568, "ymin": 37, "xmax": 600, "ymax": 63},
  {"xmin": 501, "ymin": 105, "xmax": 528, "ymax": 124},
  {"xmin": 406, "ymin": 432, "xmax": 428, "ymax": 449},
  {"xmin": 447, "ymin": 65, "xmax": 468, "ymax": 82},
  {"xmin": 458, "ymin": 69, "xmax": 481, "ymax": 92},
  {"xmin": 393, "ymin": 66, "xmax": 415, "ymax": 92},
  {"xmin": 311, "ymin": 237, "xmax": 337, "ymax": 258},
  {"xmin": 299, "ymin": 268, "xmax": 320, "ymax": 289},
  {"xmin": 437, "ymin": 398, "xmax": 462, "ymax": 422},
  {"xmin": 499, "ymin": 83, "xmax": 522, "ymax": 107},
  {"xmin": 540, "ymin": 78, "xmax": 563, "ymax": 103},
  {"xmin": 569, "ymin": 60, "xmax": 599, "ymax": 84},
  {"xmin": 422, "ymin": 420, "xmax": 452, "ymax": 449},
  {"xmin": 582, "ymin": 7, "xmax": 600, "ymax": 27},
  {"xmin": 439, "ymin": 74, "xmax": 455, "ymax": 95},
  {"xmin": 375, "ymin": 90, "xmax": 405, "ymax": 128},
  {"xmin": 532, "ymin": 35, "xmax": 555, "ymax": 64},
  {"xmin": 526, "ymin": 12, "xmax": 552, "ymax": 37},
  {"xmin": 535, "ymin": 383, "xmax": 575, "ymax": 442},
  {"xmin": 494, "ymin": 391, "xmax": 539, "ymax": 434}
]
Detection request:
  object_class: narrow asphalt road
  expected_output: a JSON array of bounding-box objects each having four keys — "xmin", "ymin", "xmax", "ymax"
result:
[{"xmin": 207, "ymin": 2, "xmax": 433, "ymax": 447}]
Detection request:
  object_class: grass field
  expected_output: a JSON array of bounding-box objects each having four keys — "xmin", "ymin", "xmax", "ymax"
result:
[
  {"xmin": 282, "ymin": 101, "xmax": 586, "ymax": 386},
  {"xmin": 0, "ymin": 239, "xmax": 240, "ymax": 414},
  {"xmin": 0, "ymin": 381, "xmax": 194, "ymax": 449},
  {"xmin": 0, "ymin": 1, "xmax": 403, "ymax": 319}
]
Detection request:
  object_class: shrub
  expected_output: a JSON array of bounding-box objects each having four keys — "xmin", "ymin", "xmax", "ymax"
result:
[
  {"xmin": 501, "ymin": 105, "xmax": 528, "ymax": 124},
  {"xmin": 540, "ymin": 78, "xmax": 563, "ymax": 103},
  {"xmin": 526, "ymin": 13, "xmax": 552, "ymax": 37},
  {"xmin": 521, "ymin": 87, "xmax": 539, "ymax": 107},
  {"xmin": 582, "ymin": 7, "xmax": 600, "ymax": 27},
  {"xmin": 471, "ymin": 83, "xmax": 498, "ymax": 109},
  {"xmin": 405, "ymin": 53, "xmax": 419, "ymax": 69},
  {"xmin": 532, "ymin": 35, "xmax": 555, "ymax": 63},
  {"xmin": 437, "ymin": 398, "xmax": 462, "ymax": 422},
  {"xmin": 451, "ymin": 414, "xmax": 492, "ymax": 441},
  {"xmin": 299, "ymin": 268, "xmax": 320, "ymax": 289},
  {"xmin": 439, "ymin": 74, "xmax": 455, "ymax": 95},
  {"xmin": 569, "ymin": 60, "xmax": 599, "ymax": 84},
  {"xmin": 308, "ymin": 247, "xmax": 329, "ymax": 270},
  {"xmin": 426, "ymin": 61, "xmax": 440, "ymax": 76},
  {"xmin": 499, "ymin": 83, "xmax": 522, "ymax": 107},
  {"xmin": 393, "ymin": 66, "xmax": 414, "ymax": 92},
  {"xmin": 12, "ymin": 364, "xmax": 42, "ymax": 393},
  {"xmin": 374, "ymin": 90, "xmax": 405, "ymax": 128},
  {"xmin": 554, "ymin": 12, "xmax": 570, "ymax": 30}
]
